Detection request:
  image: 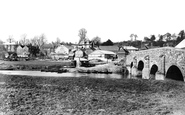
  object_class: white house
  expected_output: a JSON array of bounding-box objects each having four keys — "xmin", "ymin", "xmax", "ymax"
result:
[
  {"xmin": 50, "ymin": 45, "xmax": 70, "ymax": 60},
  {"xmin": 88, "ymin": 50, "xmax": 117, "ymax": 62},
  {"xmin": 16, "ymin": 45, "xmax": 29, "ymax": 58}
]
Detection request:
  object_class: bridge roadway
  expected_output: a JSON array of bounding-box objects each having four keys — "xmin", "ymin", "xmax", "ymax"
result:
[{"xmin": 126, "ymin": 47, "xmax": 185, "ymax": 81}]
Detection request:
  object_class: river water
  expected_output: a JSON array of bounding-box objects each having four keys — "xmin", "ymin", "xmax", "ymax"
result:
[{"xmin": 0, "ymin": 70, "xmax": 125, "ymax": 79}]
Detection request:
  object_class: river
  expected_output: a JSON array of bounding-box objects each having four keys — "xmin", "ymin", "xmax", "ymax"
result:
[{"xmin": 0, "ymin": 70, "xmax": 126, "ymax": 79}]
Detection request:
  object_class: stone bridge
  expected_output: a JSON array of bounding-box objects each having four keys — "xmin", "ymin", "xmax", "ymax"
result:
[{"xmin": 125, "ymin": 47, "xmax": 185, "ymax": 81}]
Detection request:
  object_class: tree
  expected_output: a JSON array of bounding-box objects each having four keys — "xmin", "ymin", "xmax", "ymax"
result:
[
  {"xmin": 78, "ymin": 28, "xmax": 87, "ymax": 44},
  {"xmin": 101, "ymin": 39, "xmax": 114, "ymax": 46},
  {"xmin": 19, "ymin": 34, "xmax": 30, "ymax": 45},
  {"xmin": 150, "ymin": 35, "xmax": 156, "ymax": 41},
  {"xmin": 163, "ymin": 33, "xmax": 171, "ymax": 41},
  {"xmin": 30, "ymin": 34, "xmax": 47, "ymax": 51},
  {"xmin": 134, "ymin": 34, "xmax": 138, "ymax": 41},
  {"xmin": 37, "ymin": 34, "xmax": 47, "ymax": 50},
  {"xmin": 7, "ymin": 35, "xmax": 14, "ymax": 43},
  {"xmin": 144, "ymin": 37, "xmax": 150, "ymax": 42},
  {"xmin": 27, "ymin": 44, "xmax": 40, "ymax": 57},
  {"xmin": 30, "ymin": 36, "xmax": 38, "ymax": 46},
  {"xmin": 52, "ymin": 37, "xmax": 61, "ymax": 49},
  {"xmin": 178, "ymin": 30, "xmax": 185, "ymax": 39},
  {"xmin": 171, "ymin": 33, "xmax": 177, "ymax": 40},
  {"xmin": 130, "ymin": 34, "xmax": 134, "ymax": 41},
  {"xmin": 158, "ymin": 34, "xmax": 164, "ymax": 41},
  {"xmin": 144, "ymin": 35, "xmax": 156, "ymax": 47},
  {"xmin": 91, "ymin": 36, "xmax": 101, "ymax": 48}
]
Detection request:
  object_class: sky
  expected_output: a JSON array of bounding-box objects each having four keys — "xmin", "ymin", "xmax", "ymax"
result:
[{"xmin": 0, "ymin": 0, "xmax": 185, "ymax": 43}]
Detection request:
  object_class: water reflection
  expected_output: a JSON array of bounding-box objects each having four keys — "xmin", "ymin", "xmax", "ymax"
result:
[{"xmin": 0, "ymin": 70, "xmax": 125, "ymax": 79}]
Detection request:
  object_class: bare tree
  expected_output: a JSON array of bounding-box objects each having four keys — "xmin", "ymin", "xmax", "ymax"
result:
[
  {"xmin": 37, "ymin": 34, "xmax": 47, "ymax": 50},
  {"xmin": 134, "ymin": 34, "xmax": 138, "ymax": 41},
  {"xmin": 78, "ymin": 28, "xmax": 87, "ymax": 44},
  {"xmin": 52, "ymin": 37, "xmax": 61, "ymax": 49},
  {"xmin": 30, "ymin": 34, "xmax": 47, "ymax": 50},
  {"xmin": 56, "ymin": 37, "xmax": 61, "ymax": 45},
  {"xmin": 7, "ymin": 35, "xmax": 14, "ymax": 43},
  {"xmin": 30, "ymin": 36, "xmax": 39, "ymax": 46},
  {"xmin": 19, "ymin": 34, "xmax": 30, "ymax": 45},
  {"xmin": 130, "ymin": 34, "xmax": 134, "ymax": 41}
]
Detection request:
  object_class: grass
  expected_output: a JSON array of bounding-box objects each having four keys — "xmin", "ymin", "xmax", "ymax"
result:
[{"xmin": 0, "ymin": 74, "xmax": 185, "ymax": 114}]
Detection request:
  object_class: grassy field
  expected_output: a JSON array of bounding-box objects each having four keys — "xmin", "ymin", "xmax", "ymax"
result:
[{"xmin": 0, "ymin": 74, "xmax": 185, "ymax": 115}]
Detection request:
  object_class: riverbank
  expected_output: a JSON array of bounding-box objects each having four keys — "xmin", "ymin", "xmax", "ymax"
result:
[
  {"xmin": 0, "ymin": 60, "xmax": 74, "ymax": 70},
  {"xmin": 0, "ymin": 60, "xmax": 128, "ymax": 74},
  {"xmin": 0, "ymin": 74, "xmax": 185, "ymax": 114}
]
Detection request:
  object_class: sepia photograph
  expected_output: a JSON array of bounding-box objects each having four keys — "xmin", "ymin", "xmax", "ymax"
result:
[{"xmin": 0, "ymin": 0, "xmax": 185, "ymax": 114}]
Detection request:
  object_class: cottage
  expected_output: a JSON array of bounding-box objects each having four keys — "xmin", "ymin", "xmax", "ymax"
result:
[
  {"xmin": 16, "ymin": 45, "xmax": 29, "ymax": 58},
  {"xmin": 3, "ymin": 42, "xmax": 17, "ymax": 52},
  {"xmin": 50, "ymin": 45, "xmax": 70, "ymax": 60}
]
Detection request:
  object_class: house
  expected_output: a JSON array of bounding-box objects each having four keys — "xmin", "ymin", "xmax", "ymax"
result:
[
  {"xmin": 3, "ymin": 42, "xmax": 17, "ymax": 52},
  {"xmin": 78, "ymin": 38, "xmax": 90, "ymax": 49},
  {"xmin": 16, "ymin": 45, "xmax": 29, "ymax": 58},
  {"xmin": 50, "ymin": 45, "xmax": 71, "ymax": 60},
  {"xmin": 88, "ymin": 50, "xmax": 117, "ymax": 62}
]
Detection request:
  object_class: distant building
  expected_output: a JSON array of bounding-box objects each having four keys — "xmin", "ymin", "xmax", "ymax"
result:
[
  {"xmin": 16, "ymin": 45, "xmax": 29, "ymax": 58},
  {"xmin": 3, "ymin": 42, "xmax": 17, "ymax": 52},
  {"xmin": 78, "ymin": 38, "xmax": 90, "ymax": 49},
  {"xmin": 88, "ymin": 50, "xmax": 117, "ymax": 62}
]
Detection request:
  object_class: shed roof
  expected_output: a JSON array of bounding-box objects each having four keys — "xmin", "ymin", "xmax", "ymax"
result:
[
  {"xmin": 175, "ymin": 39, "xmax": 185, "ymax": 48},
  {"xmin": 89, "ymin": 50, "xmax": 116, "ymax": 55}
]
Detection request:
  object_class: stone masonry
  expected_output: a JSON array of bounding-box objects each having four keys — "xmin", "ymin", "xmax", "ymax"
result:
[{"xmin": 125, "ymin": 47, "xmax": 185, "ymax": 81}]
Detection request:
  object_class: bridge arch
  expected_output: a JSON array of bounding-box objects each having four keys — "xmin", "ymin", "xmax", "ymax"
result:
[
  {"xmin": 149, "ymin": 64, "xmax": 158, "ymax": 80},
  {"xmin": 136, "ymin": 60, "xmax": 144, "ymax": 78},
  {"xmin": 150, "ymin": 64, "xmax": 158, "ymax": 75},
  {"xmin": 138, "ymin": 60, "xmax": 144, "ymax": 71},
  {"xmin": 166, "ymin": 65, "xmax": 184, "ymax": 81}
]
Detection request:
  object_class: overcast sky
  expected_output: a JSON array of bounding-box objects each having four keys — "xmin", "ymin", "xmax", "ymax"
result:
[{"xmin": 0, "ymin": 0, "xmax": 184, "ymax": 43}]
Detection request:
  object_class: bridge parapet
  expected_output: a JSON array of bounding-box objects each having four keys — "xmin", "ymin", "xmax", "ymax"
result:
[{"xmin": 126, "ymin": 47, "xmax": 185, "ymax": 81}]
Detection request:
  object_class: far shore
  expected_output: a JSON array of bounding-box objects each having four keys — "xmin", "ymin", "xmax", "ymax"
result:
[{"xmin": 0, "ymin": 59, "xmax": 128, "ymax": 75}]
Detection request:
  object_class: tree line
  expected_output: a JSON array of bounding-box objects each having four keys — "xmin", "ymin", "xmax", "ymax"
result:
[{"xmin": 3, "ymin": 29, "xmax": 185, "ymax": 54}]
